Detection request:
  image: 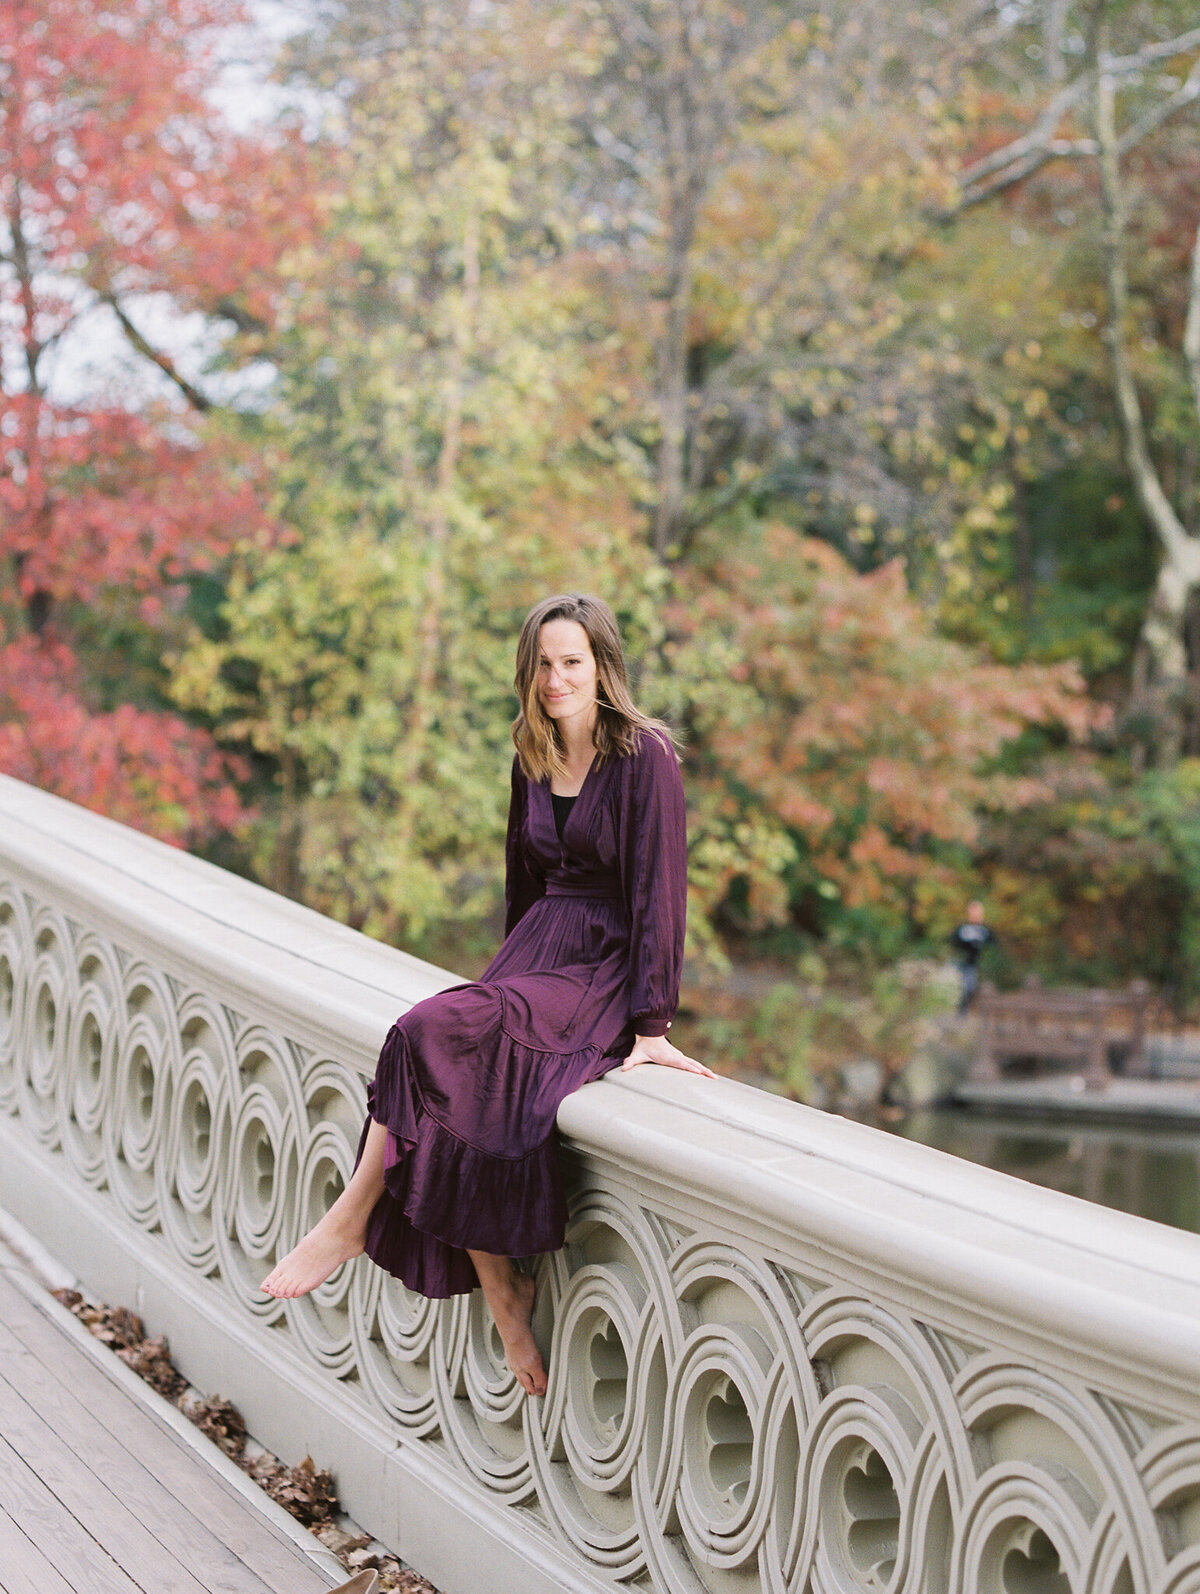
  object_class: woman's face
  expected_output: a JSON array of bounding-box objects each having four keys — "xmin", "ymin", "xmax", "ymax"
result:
[{"xmin": 537, "ymin": 618, "xmax": 599, "ymax": 728}]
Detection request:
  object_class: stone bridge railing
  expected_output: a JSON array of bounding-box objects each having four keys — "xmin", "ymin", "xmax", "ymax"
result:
[{"xmin": 2, "ymin": 773, "xmax": 1200, "ymax": 1594}]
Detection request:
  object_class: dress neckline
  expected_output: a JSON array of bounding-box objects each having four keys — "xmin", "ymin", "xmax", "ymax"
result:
[
  {"xmin": 550, "ymin": 790, "xmax": 577, "ymax": 840},
  {"xmin": 540, "ymin": 750, "xmax": 600, "ymax": 846},
  {"xmin": 549, "ymin": 750, "xmax": 598, "ymax": 800}
]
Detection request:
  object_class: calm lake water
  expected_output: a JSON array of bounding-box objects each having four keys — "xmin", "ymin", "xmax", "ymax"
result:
[{"xmin": 886, "ymin": 1108, "xmax": 1200, "ymax": 1236}]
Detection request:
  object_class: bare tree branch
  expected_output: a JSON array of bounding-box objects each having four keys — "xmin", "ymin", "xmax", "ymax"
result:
[
  {"xmin": 1092, "ymin": 63, "xmax": 1188, "ymax": 562},
  {"xmin": 8, "ymin": 184, "xmax": 45, "ymax": 397},
  {"xmin": 951, "ymin": 25, "xmax": 1200, "ymax": 212},
  {"xmin": 585, "ymin": 120, "xmax": 659, "ymax": 181},
  {"xmin": 1106, "ymin": 25, "xmax": 1200, "ymax": 76},
  {"xmin": 955, "ymin": 140, "xmax": 1094, "ymax": 212},
  {"xmin": 103, "ymin": 296, "xmax": 214, "ymax": 413},
  {"xmin": 1117, "ymin": 56, "xmax": 1200, "ymax": 153},
  {"xmin": 212, "ymin": 295, "xmax": 271, "ymax": 340},
  {"xmin": 958, "ymin": 77, "xmax": 1085, "ymax": 189}
]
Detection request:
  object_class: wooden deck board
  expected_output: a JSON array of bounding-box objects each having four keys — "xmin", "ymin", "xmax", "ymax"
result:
[
  {"xmin": 0, "ymin": 1319, "xmax": 270, "ymax": 1594},
  {"xmin": 0, "ymin": 1428, "xmax": 143, "ymax": 1594},
  {"xmin": 0, "ymin": 1283, "xmax": 315, "ymax": 1591},
  {"xmin": 0, "ymin": 1497, "xmax": 77, "ymax": 1594},
  {"xmin": 0, "ymin": 1270, "xmax": 335, "ymax": 1594}
]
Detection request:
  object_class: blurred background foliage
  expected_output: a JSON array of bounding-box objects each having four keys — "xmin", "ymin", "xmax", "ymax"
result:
[{"xmin": 3, "ymin": 0, "xmax": 1200, "ymax": 1010}]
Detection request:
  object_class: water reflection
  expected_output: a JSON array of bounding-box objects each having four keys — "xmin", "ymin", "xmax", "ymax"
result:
[{"xmin": 888, "ymin": 1109, "xmax": 1200, "ymax": 1235}]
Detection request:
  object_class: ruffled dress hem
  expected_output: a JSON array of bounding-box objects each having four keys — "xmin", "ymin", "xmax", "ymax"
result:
[{"xmin": 357, "ymin": 1023, "xmax": 571, "ymax": 1298}]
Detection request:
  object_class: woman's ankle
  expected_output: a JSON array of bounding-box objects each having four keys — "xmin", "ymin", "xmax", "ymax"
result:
[{"xmin": 313, "ymin": 1202, "xmax": 369, "ymax": 1246}]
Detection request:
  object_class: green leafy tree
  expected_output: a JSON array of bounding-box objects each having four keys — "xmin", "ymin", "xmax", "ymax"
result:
[
  {"xmin": 173, "ymin": 4, "xmax": 666, "ymax": 942},
  {"xmin": 175, "ymin": 0, "xmax": 1110, "ymax": 968}
]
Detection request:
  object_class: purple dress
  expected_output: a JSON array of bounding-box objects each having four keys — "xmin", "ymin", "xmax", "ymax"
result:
[{"xmin": 359, "ymin": 729, "xmax": 687, "ymax": 1297}]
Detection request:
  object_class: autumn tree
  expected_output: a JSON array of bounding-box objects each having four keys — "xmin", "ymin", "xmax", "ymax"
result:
[
  {"xmin": 647, "ymin": 521, "xmax": 1095, "ymax": 956},
  {"xmin": 0, "ymin": 0, "xmax": 306, "ymax": 841},
  {"xmin": 288, "ymin": 0, "xmax": 997, "ymax": 578}
]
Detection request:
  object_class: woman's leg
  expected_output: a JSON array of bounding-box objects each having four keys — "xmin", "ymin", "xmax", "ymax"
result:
[
  {"xmin": 260, "ymin": 1121, "xmax": 547, "ymax": 1396},
  {"xmin": 467, "ymin": 1249, "xmax": 547, "ymax": 1397},
  {"xmin": 260, "ymin": 1117, "xmax": 387, "ymax": 1299}
]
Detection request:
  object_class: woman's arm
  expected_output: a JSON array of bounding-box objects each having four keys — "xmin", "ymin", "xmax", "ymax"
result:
[
  {"xmin": 504, "ymin": 756, "xmax": 545, "ymax": 937},
  {"xmin": 619, "ymin": 731, "xmax": 688, "ymax": 1037},
  {"xmin": 618, "ymin": 733, "xmax": 714, "ymax": 1077}
]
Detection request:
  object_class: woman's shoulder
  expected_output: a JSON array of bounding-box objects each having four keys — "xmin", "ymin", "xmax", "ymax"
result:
[
  {"xmin": 619, "ymin": 726, "xmax": 682, "ymax": 778},
  {"xmin": 641, "ymin": 726, "xmax": 679, "ymax": 760}
]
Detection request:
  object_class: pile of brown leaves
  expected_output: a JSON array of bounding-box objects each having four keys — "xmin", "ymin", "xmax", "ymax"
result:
[
  {"xmin": 178, "ymin": 1392, "xmax": 249, "ymax": 1461},
  {"xmin": 314, "ymin": 1524, "xmax": 438, "ymax": 1591},
  {"xmin": 50, "ymin": 1288, "xmax": 438, "ymax": 1592},
  {"xmin": 53, "ymin": 1294, "xmax": 189, "ymax": 1401}
]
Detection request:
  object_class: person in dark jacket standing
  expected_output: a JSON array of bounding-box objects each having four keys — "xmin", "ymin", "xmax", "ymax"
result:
[{"xmin": 950, "ymin": 900, "xmax": 996, "ymax": 1012}]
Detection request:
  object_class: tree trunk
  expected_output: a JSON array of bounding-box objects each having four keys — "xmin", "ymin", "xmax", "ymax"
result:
[
  {"xmin": 400, "ymin": 201, "xmax": 480, "ymax": 820},
  {"xmin": 1012, "ymin": 464, "xmax": 1035, "ymax": 641},
  {"xmin": 8, "ymin": 182, "xmax": 55, "ymax": 635},
  {"xmin": 652, "ymin": 4, "xmax": 699, "ymax": 563},
  {"xmin": 1043, "ymin": 0, "xmax": 1070, "ymax": 81},
  {"xmin": 1184, "ymin": 209, "xmax": 1200, "ymax": 423}
]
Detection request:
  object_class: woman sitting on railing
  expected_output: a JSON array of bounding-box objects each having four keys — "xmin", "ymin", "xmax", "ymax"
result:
[{"xmin": 261, "ymin": 592, "xmax": 712, "ymax": 1396}]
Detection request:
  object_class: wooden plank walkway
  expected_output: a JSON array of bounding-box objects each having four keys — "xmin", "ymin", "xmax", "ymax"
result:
[{"xmin": 0, "ymin": 1265, "xmax": 338, "ymax": 1594}]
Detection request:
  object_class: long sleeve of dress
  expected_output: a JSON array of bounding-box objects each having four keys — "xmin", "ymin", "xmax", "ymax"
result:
[
  {"xmin": 619, "ymin": 731, "xmax": 687, "ymax": 1037},
  {"xmin": 504, "ymin": 756, "xmax": 545, "ymax": 937}
]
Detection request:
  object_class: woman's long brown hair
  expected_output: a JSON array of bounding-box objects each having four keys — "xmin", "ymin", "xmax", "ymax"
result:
[{"xmin": 511, "ymin": 594, "xmax": 680, "ymax": 784}]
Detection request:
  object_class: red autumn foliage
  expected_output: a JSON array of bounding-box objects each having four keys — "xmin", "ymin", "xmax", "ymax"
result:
[
  {"xmin": 0, "ymin": 636, "xmax": 247, "ymax": 838},
  {"xmin": 0, "ymin": 0, "xmax": 312, "ymax": 843}
]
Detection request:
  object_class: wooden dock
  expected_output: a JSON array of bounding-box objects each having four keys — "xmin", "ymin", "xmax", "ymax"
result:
[
  {"xmin": 0, "ymin": 1261, "xmax": 339, "ymax": 1594},
  {"xmin": 953, "ymin": 1074, "xmax": 1200, "ymax": 1124}
]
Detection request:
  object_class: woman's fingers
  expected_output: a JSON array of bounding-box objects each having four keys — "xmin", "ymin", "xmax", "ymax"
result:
[
  {"xmin": 660, "ymin": 1044, "xmax": 710, "ymax": 1075},
  {"xmin": 621, "ymin": 1044, "xmax": 716, "ymax": 1078},
  {"xmin": 672, "ymin": 1053, "xmax": 717, "ymax": 1078}
]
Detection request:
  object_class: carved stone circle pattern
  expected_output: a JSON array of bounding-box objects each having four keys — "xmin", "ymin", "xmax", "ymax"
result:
[{"xmin": 2, "ymin": 875, "xmax": 1200, "ymax": 1594}]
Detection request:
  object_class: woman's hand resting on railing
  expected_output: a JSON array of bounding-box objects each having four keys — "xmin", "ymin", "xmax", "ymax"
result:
[{"xmin": 620, "ymin": 1032, "xmax": 716, "ymax": 1077}]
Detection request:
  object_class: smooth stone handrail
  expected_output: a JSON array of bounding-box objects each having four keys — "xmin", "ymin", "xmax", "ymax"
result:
[{"xmin": 1, "ymin": 772, "xmax": 1199, "ymax": 1594}]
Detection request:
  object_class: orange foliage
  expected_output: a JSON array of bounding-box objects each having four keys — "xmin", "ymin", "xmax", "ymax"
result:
[{"xmin": 669, "ymin": 524, "xmax": 1100, "ymax": 919}]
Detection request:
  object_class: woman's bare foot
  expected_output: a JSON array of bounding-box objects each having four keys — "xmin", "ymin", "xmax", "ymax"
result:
[
  {"xmin": 261, "ymin": 1118, "xmax": 388, "ymax": 1300},
  {"xmin": 491, "ymin": 1271, "xmax": 546, "ymax": 1396},
  {"xmin": 260, "ymin": 1212, "xmax": 366, "ymax": 1299}
]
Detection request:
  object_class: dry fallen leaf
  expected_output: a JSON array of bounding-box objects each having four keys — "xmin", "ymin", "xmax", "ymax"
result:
[
  {"xmin": 315, "ymin": 1524, "xmax": 372, "ymax": 1555},
  {"xmin": 118, "ymin": 1335, "xmax": 188, "ymax": 1400},
  {"xmin": 181, "ymin": 1392, "xmax": 247, "ymax": 1456}
]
